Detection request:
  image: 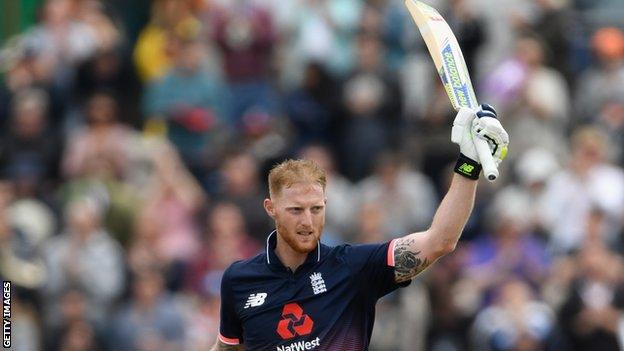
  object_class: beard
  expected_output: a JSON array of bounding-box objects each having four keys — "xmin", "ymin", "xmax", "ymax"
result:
[{"xmin": 276, "ymin": 221, "xmax": 322, "ymax": 254}]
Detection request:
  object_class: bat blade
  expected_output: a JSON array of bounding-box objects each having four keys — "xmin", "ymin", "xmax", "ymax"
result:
[
  {"xmin": 405, "ymin": 0, "xmax": 499, "ymax": 181},
  {"xmin": 404, "ymin": 0, "xmax": 478, "ymax": 111}
]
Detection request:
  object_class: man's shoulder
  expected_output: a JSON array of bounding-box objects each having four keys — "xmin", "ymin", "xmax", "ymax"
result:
[
  {"xmin": 223, "ymin": 251, "xmax": 269, "ymax": 280},
  {"xmin": 329, "ymin": 241, "xmax": 390, "ymax": 252},
  {"xmin": 322, "ymin": 241, "xmax": 391, "ymax": 264},
  {"xmin": 320, "ymin": 242, "xmax": 351, "ymax": 260}
]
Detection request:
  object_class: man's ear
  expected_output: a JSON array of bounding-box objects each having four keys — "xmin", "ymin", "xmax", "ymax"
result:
[{"xmin": 264, "ymin": 198, "xmax": 275, "ymax": 218}]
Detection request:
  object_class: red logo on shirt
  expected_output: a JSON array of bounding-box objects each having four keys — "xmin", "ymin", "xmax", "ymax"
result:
[{"xmin": 276, "ymin": 303, "xmax": 314, "ymax": 339}]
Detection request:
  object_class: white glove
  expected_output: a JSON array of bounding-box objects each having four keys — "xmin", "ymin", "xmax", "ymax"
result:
[
  {"xmin": 451, "ymin": 104, "xmax": 509, "ymax": 164},
  {"xmin": 472, "ymin": 105, "xmax": 509, "ymax": 166},
  {"xmin": 451, "ymin": 107, "xmax": 480, "ymax": 162},
  {"xmin": 451, "ymin": 104, "xmax": 509, "ymax": 180}
]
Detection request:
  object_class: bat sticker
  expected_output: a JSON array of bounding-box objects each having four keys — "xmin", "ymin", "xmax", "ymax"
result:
[{"xmin": 441, "ymin": 43, "xmax": 472, "ymax": 108}]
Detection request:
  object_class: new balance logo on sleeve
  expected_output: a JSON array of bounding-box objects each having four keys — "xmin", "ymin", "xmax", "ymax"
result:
[{"xmin": 244, "ymin": 293, "xmax": 267, "ymax": 309}]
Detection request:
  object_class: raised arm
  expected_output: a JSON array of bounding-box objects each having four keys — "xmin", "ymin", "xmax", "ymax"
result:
[
  {"xmin": 393, "ymin": 174, "xmax": 477, "ymax": 282},
  {"xmin": 393, "ymin": 105, "xmax": 508, "ymax": 283}
]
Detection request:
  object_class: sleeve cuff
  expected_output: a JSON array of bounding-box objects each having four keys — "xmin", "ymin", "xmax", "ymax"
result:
[
  {"xmin": 387, "ymin": 239, "xmax": 397, "ymax": 267},
  {"xmin": 218, "ymin": 333, "xmax": 241, "ymax": 345}
]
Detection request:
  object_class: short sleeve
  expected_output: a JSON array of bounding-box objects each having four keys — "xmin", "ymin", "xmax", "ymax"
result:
[
  {"xmin": 218, "ymin": 267, "xmax": 243, "ymax": 345},
  {"xmin": 343, "ymin": 239, "xmax": 410, "ymax": 300}
]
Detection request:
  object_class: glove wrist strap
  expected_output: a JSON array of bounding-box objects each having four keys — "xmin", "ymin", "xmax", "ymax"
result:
[{"xmin": 454, "ymin": 154, "xmax": 482, "ymax": 180}]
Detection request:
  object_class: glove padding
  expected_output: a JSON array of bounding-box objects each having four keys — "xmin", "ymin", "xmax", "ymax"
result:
[
  {"xmin": 472, "ymin": 105, "xmax": 509, "ymax": 165},
  {"xmin": 451, "ymin": 104, "xmax": 509, "ymax": 165}
]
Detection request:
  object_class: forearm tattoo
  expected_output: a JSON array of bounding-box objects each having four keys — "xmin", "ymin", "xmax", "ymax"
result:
[{"xmin": 393, "ymin": 238, "xmax": 430, "ymax": 283}]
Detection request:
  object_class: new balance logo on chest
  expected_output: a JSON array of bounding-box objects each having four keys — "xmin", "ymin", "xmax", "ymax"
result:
[
  {"xmin": 310, "ymin": 272, "xmax": 326, "ymax": 295},
  {"xmin": 244, "ymin": 293, "xmax": 267, "ymax": 308}
]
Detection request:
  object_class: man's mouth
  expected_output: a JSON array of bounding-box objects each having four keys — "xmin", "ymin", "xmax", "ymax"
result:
[{"xmin": 296, "ymin": 230, "xmax": 313, "ymax": 236}]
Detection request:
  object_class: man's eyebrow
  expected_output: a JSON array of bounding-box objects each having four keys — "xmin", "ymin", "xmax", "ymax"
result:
[{"xmin": 284, "ymin": 204, "xmax": 324, "ymax": 209}]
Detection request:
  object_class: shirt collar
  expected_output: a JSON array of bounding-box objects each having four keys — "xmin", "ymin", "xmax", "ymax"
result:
[{"xmin": 265, "ymin": 230, "xmax": 322, "ymax": 269}]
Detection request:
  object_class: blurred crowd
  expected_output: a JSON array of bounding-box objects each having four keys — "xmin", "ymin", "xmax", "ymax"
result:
[{"xmin": 2, "ymin": 0, "xmax": 624, "ymax": 350}]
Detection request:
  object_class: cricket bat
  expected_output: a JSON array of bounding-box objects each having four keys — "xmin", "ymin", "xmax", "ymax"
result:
[{"xmin": 404, "ymin": 0, "xmax": 499, "ymax": 181}]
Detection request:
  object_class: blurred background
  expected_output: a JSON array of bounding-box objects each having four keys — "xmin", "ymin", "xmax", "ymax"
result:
[{"xmin": 1, "ymin": 0, "xmax": 624, "ymax": 350}]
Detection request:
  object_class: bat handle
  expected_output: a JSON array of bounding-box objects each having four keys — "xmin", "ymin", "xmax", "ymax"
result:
[{"xmin": 474, "ymin": 137, "xmax": 499, "ymax": 181}]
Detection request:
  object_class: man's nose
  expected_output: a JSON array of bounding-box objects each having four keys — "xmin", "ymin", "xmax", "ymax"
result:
[{"xmin": 300, "ymin": 209, "xmax": 313, "ymax": 227}]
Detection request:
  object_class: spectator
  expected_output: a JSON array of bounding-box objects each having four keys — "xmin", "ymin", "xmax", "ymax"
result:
[
  {"xmin": 41, "ymin": 198, "xmax": 124, "ymax": 329},
  {"xmin": 445, "ymin": 0, "xmax": 487, "ymax": 77},
  {"xmin": 181, "ymin": 292, "xmax": 221, "ymax": 351},
  {"xmin": 185, "ymin": 202, "xmax": 260, "ymax": 296},
  {"xmin": 127, "ymin": 209, "xmax": 165, "ymax": 277},
  {"xmin": 111, "ymin": 268, "xmax": 186, "ymax": 351},
  {"xmin": 574, "ymin": 27, "xmax": 624, "ymax": 124},
  {"xmin": 74, "ymin": 0, "xmax": 121, "ymax": 53},
  {"xmin": 541, "ymin": 127, "xmax": 624, "ymax": 254},
  {"xmin": 133, "ymin": 0, "xmax": 192, "ymax": 82},
  {"xmin": 46, "ymin": 289, "xmax": 106, "ymax": 351},
  {"xmin": 363, "ymin": 0, "xmax": 413, "ymax": 71},
  {"xmin": 0, "ymin": 180, "xmax": 47, "ymax": 292},
  {"xmin": 292, "ymin": 0, "xmax": 363, "ymax": 79},
  {"xmin": 284, "ymin": 62, "xmax": 339, "ymax": 149},
  {"xmin": 512, "ymin": 147, "xmax": 561, "ymax": 238},
  {"xmin": 56, "ymin": 319, "xmax": 103, "ymax": 351},
  {"xmin": 471, "ymin": 278, "xmax": 557, "ymax": 351},
  {"xmin": 595, "ymin": 97, "xmax": 624, "ymax": 165},
  {"xmin": 339, "ymin": 33, "xmax": 403, "ymax": 180},
  {"xmin": 211, "ymin": 0, "xmax": 278, "ymax": 123},
  {"xmin": 8, "ymin": 196, "xmax": 56, "ymax": 255},
  {"xmin": 413, "ymin": 89, "xmax": 461, "ymax": 196},
  {"xmin": 355, "ymin": 201, "xmax": 386, "ymax": 245},
  {"xmin": 215, "ymin": 151, "xmax": 273, "ymax": 242},
  {"xmin": 59, "ymin": 91, "xmax": 141, "ymax": 245},
  {"xmin": 74, "ymin": 48, "xmax": 142, "ymax": 127},
  {"xmin": 559, "ymin": 242, "xmax": 624, "ymax": 351},
  {"xmin": 143, "ymin": 17, "xmax": 228, "ymax": 173},
  {"xmin": 10, "ymin": 292, "xmax": 42, "ymax": 351},
  {"xmin": 461, "ymin": 192, "xmax": 551, "ymax": 303},
  {"xmin": 424, "ymin": 253, "xmax": 472, "ymax": 351},
  {"xmin": 483, "ymin": 34, "xmax": 570, "ymax": 158},
  {"xmin": 356, "ymin": 152, "xmax": 437, "ymax": 240},
  {"xmin": 0, "ymin": 89, "xmax": 60, "ymax": 188},
  {"xmin": 62, "ymin": 90, "xmax": 138, "ymax": 180},
  {"xmin": 139, "ymin": 142, "xmax": 205, "ymax": 272},
  {"xmin": 21, "ymin": 0, "xmax": 100, "ymax": 96},
  {"xmin": 530, "ymin": 0, "xmax": 575, "ymax": 84},
  {"xmin": 59, "ymin": 158, "xmax": 141, "ymax": 248}
]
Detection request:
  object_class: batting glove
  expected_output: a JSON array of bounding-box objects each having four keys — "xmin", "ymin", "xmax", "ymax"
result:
[
  {"xmin": 451, "ymin": 104, "xmax": 509, "ymax": 179},
  {"xmin": 472, "ymin": 105, "xmax": 509, "ymax": 166}
]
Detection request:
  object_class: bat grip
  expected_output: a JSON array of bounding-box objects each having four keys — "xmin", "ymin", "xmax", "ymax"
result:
[{"xmin": 474, "ymin": 137, "xmax": 498, "ymax": 181}]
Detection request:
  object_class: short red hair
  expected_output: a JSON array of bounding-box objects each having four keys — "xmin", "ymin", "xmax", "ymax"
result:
[{"xmin": 268, "ymin": 159, "xmax": 327, "ymax": 197}]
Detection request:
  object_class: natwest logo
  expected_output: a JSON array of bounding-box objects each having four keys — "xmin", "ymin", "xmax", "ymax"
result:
[
  {"xmin": 276, "ymin": 337, "xmax": 321, "ymax": 351},
  {"xmin": 276, "ymin": 303, "xmax": 314, "ymax": 339}
]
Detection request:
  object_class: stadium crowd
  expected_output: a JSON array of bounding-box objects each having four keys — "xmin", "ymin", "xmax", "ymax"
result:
[{"xmin": 2, "ymin": 0, "xmax": 624, "ymax": 350}]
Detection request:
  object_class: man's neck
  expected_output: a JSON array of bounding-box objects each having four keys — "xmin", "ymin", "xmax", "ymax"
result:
[{"xmin": 275, "ymin": 235, "xmax": 308, "ymax": 272}]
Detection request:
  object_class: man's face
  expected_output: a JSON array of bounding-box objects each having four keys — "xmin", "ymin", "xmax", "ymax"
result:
[{"xmin": 265, "ymin": 182, "xmax": 326, "ymax": 254}]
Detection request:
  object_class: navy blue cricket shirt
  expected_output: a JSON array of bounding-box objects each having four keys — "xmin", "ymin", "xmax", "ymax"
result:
[{"xmin": 218, "ymin": 231, "xmax": 411, "ymax": 350}]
